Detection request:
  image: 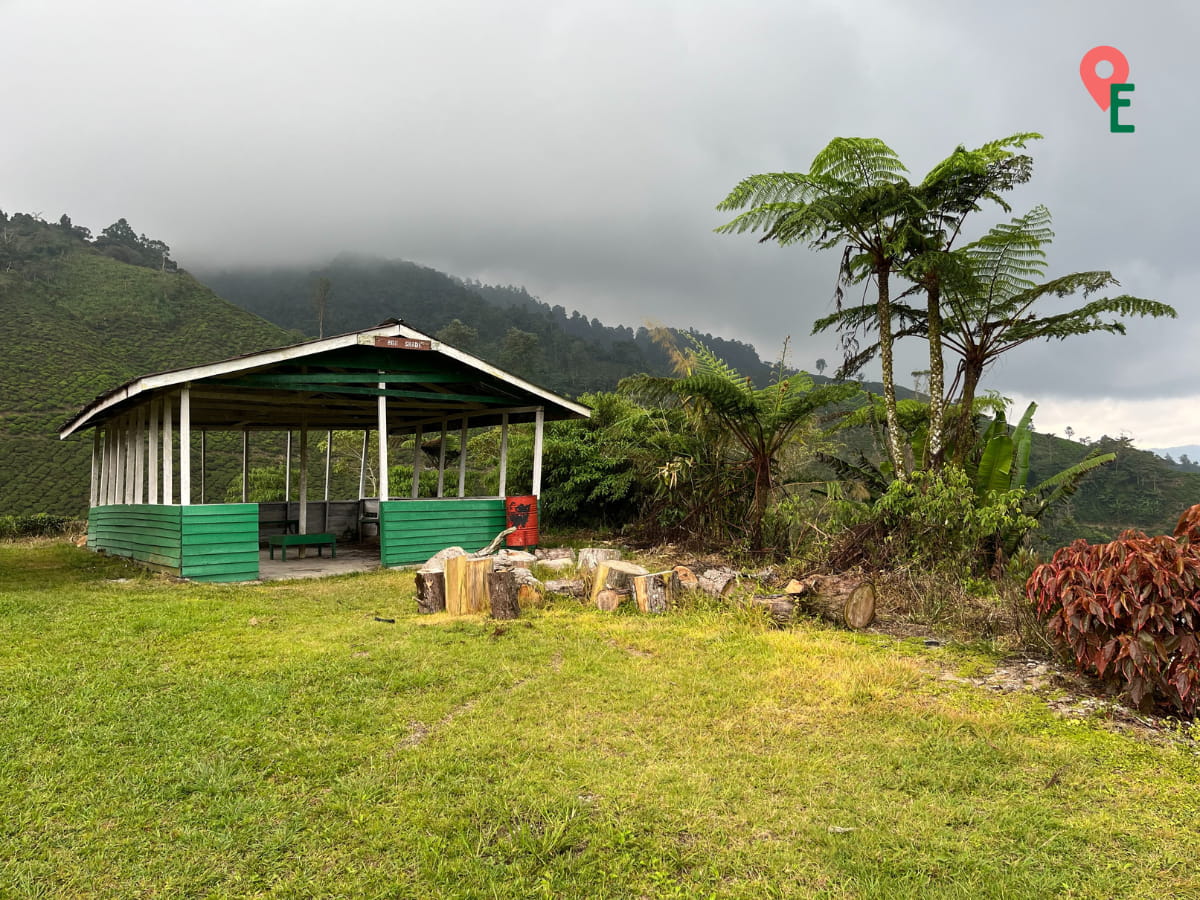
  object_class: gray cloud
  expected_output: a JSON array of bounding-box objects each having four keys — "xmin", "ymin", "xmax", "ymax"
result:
[{"xmin": 4, "ymin": 0, "xmax": 1196, "ymax": 436}]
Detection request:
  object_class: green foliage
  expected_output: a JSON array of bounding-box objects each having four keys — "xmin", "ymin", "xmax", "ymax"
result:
[
  {"xmin": 1028, "ymin": 507, "xmax": 1200, "ymax": 714},
  {"xmin": 0, "ymin": 513, "xmax": 79, "ymax": 540},
  {"xmin": 868, "ymin": 467, "xmax": 1035, "ymax": 574},
  {"xmin": 0, "ymin": 213, "xmax": 298, "ymax": 516},
  {"xmin": 223, "ymin": 465, "xmax": 287, "ymax": 503},
  {"xmin": 623, "ymin": 338, "xmax": 859, "ymax": 548},
  {"xmin": 532, "ymin": 392, "xmax": 662, "ymax": 529}
]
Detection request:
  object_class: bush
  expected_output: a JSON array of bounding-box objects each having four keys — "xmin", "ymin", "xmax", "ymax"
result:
[
  {"xmin": 837, "ymin": 466, "xmax": 1035, "ymax": 574},
  {"xmin": 0, "ymin": 513, "xmax": 78, "ymax": 540},
  {"xmin": 1026, "ymin": 505, "xmax": 1200, "ymax": 715}
]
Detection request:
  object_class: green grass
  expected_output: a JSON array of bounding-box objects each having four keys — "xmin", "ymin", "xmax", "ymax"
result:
[{"xmin": 2, "ymin": 542, "xmax": 1199, "ymax": 898}]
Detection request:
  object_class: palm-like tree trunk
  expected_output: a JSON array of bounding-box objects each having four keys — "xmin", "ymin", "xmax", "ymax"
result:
[
  {"xmin": 950, "ymin": 353, "xmax": 985, "ymax": 465},
  {"xmin": 926, "ymin": 280, "xmax": 945, "ymax": 469},
  {"xmin": 876, "ymin": 264, "xmax": 908, "ymax": 479}
]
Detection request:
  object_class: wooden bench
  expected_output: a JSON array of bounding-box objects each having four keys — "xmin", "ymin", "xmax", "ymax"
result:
[{"xmin": 268, "ymin": 532, "xmax": 337, "ymax": 561}]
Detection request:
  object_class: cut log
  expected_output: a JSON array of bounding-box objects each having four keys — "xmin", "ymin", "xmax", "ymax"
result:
[
  {"xmin": 595, "ymin": 589, "xmax": 628, "ymax": 612},
  {"xmin": 632, "ymin": 570, "xmax": 678, "ymax": 613},
  {"xmin": 415, "ymin": 569, "xmax": 446, "ymax": 614},
  {"xmin": 753, "ymin": 595, "xmax": 799, "ymax": 627},
  {"xmin": 537, "ymin": 557, "xmax": 575, "ymax": 572},
  {"xmin": 588, "ymin": 560, "xmax": 649, "ymax": 606},
  {"xmin": 578, "ymin": 548, "xmax": 622, "ymax": 571},
  {"xmin": 488, "ymin": 567, "xmax": 520, "ymax": 620},
  {"xmin": 672, "ymin": 565, "xmax": 699, "ymax": 591},
  {"xmin": 697, "ymin": 567, "xmax": 738, "ymax": 597},
  {"xmin": 495, "ymin": 549, "xmax": 538, "ymax": 565},
  {"xmin": 534, "ymin": 548, "xmax": 574, "ymax": 561},
  {"xmin": 759, "ymin": 575, "xmax": 876, "ymax": 629},
  {"xmin": 545, "ymin": 578, "xmax": 585, "ymax": 598},
  {"xmin": 422, "ymin": 546, "xmax": 467, "ymax": 573},
  {"xmin": 444, "ymin": 554, "xmax": 492, "ymax": 615}
]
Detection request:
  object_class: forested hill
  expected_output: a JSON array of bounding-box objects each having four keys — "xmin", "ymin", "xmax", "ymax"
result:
[
  {"xmin": 0, "ymin": 211, "xmax": 296, "ymax": 516},
  {"xmin": 198, "ymin": 255, "xmax": 781, "ymax": 395}
]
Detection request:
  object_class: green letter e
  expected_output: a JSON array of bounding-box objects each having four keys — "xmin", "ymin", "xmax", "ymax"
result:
[{"xmin": 1110, "ymin": 83, "xmax": 1134, "ymax": 133}]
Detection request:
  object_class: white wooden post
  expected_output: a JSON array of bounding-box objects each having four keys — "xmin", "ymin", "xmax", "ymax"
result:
[
  {"xmin": 498, "ymin": 413, "xmax": 509, "ymax": 498},
  {"xmin": 298, "ymin": 420, "xmax": 309, "ymax": 536},
  {"xmin": 377, "ymin": 381, "xmax": 389, "ymax": 501},
  {"xmin": 162, "ymin": 396, "xmax": 173, "ymax": 505},
  {"xmin": 179, "ymin": 386, "xmax": 191, "ymax": 506},
  {"xmin": 241, "ymin": 430, "xmax": 249, "ymax": 502},
  {"xmin": 532, "ymin": 406, "xmax": 544, "ymax": 497},
  {"xmin": 436, "ymin": 417, "xmax": 447, "ymax": 497},
  {"xmin": 457, "ymin": 417, "xmax": 468, "ymax": 498},
  {"xmin": 147, "ymin": 400, "xmax": 159, "ymax": 505},
  {"xmin": 358, "ymin": 430, "xmax": 369, "ymax": 499},
  {"xmin": 114, "ymin": 420, "xmax": 124, "ymax": 504},
  {"xmin": 133, "ymin": 406, "xmax": 145, "ymax": 504},
  {"xmin": 123, "ymin": 415, "xmax": 136, "ymax": 504},
  {"xmin": 411, "ymin": 425, "xmax": 423, "ymax": 498},
  {"xmin": 99, "ymin": 428, "xmax": 110, "ymax": 506},
  {"xmin": 98, "ymin": 428, "xmax": 107, "ymax": 505},
  {"xmin": 324, "ymin": 430, "xmax": 332, "ymax": 501},
  {"xmin": 284, "ymin": 431, "xmax": 292, "ymax": 503},
  {"xmin": 90, "ymin": 429, "xmax": 101, "ymax": 509},
  {"xmin": 110, "ymin": 426, "xmax": 120, "ymax": 505}
]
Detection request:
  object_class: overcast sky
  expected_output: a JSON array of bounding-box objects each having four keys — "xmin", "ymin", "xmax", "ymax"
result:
[{"xmin": 5, "ymin": 0, "xmax": 1197, "ymax": 447}]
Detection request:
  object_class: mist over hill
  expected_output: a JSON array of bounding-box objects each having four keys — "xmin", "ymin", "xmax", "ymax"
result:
[{"xmin": 198, "ymin": 255, "xmax": 785, "ymax": 396}]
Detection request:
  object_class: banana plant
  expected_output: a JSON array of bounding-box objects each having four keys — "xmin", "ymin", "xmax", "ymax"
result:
[{"xmin": 971, "ymin": 401, "xmax": 1115, "ymax": 554}]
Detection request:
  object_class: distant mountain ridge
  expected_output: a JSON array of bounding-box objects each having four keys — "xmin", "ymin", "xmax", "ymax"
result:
[{"xmin": 197, "ymin": 254, "xmax": 786, "ymax": 396}]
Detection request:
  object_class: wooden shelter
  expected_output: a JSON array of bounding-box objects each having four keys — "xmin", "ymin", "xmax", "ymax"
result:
[{"xmin": 58, "ymin": 320, "xmax": 590, "ymax": 581}]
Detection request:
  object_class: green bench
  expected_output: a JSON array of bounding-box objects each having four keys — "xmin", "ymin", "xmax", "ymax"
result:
[{"xmin": 268, "ymin": 532, "xmax": 337, "ymax": 561}]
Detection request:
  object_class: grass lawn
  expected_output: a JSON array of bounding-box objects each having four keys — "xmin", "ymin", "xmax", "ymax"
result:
[{"xmin": 1, "ymin": 542, "xmax": 1198, "ymax": 899}]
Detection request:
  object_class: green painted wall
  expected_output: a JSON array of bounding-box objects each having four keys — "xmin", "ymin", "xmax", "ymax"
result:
[
  {"xmin": 379, "ymin": 498, "xmax": 508, "ymax": 566},
  {"xmin": 88, "ymin": 504, "xmax": 259, "ymax": 582}
]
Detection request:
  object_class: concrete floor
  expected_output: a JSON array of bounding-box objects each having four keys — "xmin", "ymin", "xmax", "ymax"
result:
[{"xmin": 257, "ymin": 543, "xmax": 383, "ymax": 581}]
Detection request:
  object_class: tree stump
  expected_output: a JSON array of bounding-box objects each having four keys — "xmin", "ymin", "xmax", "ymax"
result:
[
  {"xmin": 594, "ymin": 588, "xmax": 628, "ymax": 612},
  {"xmin": 545, "ymin": 578, "xmax": 585, "ymax": 598},
  {"xmin": 415, "ymin": 569, "xmax": 446, "ymax": 614},
  {"xmin": 488, "ymin": 567, "xmax": 520, "ymax": 620},
  {"xmin": 588, "ymin": 560, "xmax": 649, "ymax": 606},
  {"xmin": 445, "ymin": 554, "xmax": 492, "ymax": 615},
  {"xmin": 632, "ymin": 570, "xmax": 678, "ymax": 613},
  {"xmin": 578, "ymin": 548, "xmax": 623, "ymax": 571}
]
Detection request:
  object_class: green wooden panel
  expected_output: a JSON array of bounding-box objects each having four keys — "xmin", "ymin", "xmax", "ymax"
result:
[
  {"xmin": 181, "ymin": 505, "xmax": 259, "ymax": 582},
  {"xmin": 379, "ymin": 499, "xmax": 508, "ymax": 567},
  {"xmin": 87, "ymin": 504, "xmax": 259, "ymax": 582}
]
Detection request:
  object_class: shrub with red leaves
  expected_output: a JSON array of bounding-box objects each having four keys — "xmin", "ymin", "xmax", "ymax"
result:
[{"xmin": 1026, "ymin": 505, "xmax": 1200, "ymax": 715}]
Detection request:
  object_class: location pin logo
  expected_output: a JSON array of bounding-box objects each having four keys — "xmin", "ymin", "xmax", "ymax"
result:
[{"xmin": 1080, "ymin": 46, "xmax": 1134, "ymax": 132}]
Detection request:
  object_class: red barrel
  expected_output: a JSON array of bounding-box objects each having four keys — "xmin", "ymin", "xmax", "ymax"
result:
[{"xmin": 505, "ymin": 495, "xmax": 539, "ymax": 548}]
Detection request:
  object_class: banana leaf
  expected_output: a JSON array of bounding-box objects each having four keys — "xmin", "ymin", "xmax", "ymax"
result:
[{"xmin": 974, "ymin": 434, "xmax": 1014, "ymax": 498}]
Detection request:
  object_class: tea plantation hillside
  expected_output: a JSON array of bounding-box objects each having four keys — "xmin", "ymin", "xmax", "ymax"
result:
[{"xmin": 0, "ymin": 212, "xmax": 296, "ymax": 516}]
